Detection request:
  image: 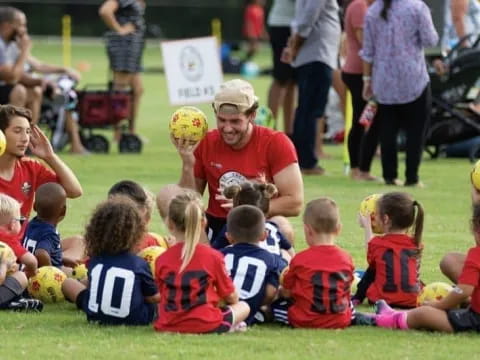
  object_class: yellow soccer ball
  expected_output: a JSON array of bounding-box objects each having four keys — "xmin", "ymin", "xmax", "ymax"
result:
[
  {"xmin": 471, "ymin": 160, "xmax": 480, "ymax": 191},
  {"xmin": 137, "ymin": 246, "xmax": 166, "ymax": 277},
  {"xmin": 28, "ymin": 266, "xmax": 67, "ymax": 303},
  {"xmin": 0, "ymin": 129, "xmax": 6, "ymax": 156},
  {"xmin": 148, "ymin": 232, "xmax": 169, "ymax": 249},
  {"xmin": 71, "ymin": 263, "xmax": 88, "ymax": 281},
  {"xmin": 169, "ymin": 106, "xmax": 208, "ymax": 143},
  {"xmin": 417, "ymin": 282, "xmax": 453, "ymax": 305},
  {"xmin": 359, "ymin": 194, "xmax": 383, "ymax": 234},
  {"xmin": 0, "ymin": 241, "xmax": 16, "ymax": 274}
]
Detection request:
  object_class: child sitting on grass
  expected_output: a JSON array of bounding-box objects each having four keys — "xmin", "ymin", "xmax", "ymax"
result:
[
  {"xmin": 108, "ymin": 180, "xmax": 169, "ymax": 250},
  {"xmin": 354, "ymin": 192, "xmax": 424, "ymax": 308},
  {"xmin": 154, "ymin": 191, "xmax": 250, "ymax": 333},
  {"xmin": 23, "ymin": 182, "xmax": 78, "ymax": 270},
  {"xmin": 221, "ymin": 205, "xmax": 287, "ymax": 325},
  {"xmin": 0, "ymin": 194, "xmax": 42, "ymax": 312},
  {"xmin": 213, "ymin": 182, "xmax": 294, "ymax": 261},
  {"xmin": 279, "ymin": 198, "xmax": 373, "ymax": 329},
  {"xmin": 372, "ymin": 202, "xmax": 480, "ymax": 333},
  {"xmin": 62, "ymin": 197, "xmax": 160, "ymax": 325}
]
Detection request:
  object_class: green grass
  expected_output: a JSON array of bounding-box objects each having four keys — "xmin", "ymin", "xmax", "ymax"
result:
[{"xmin": 1, "ymin": 40, "xmax": 479, "ymax": 359}]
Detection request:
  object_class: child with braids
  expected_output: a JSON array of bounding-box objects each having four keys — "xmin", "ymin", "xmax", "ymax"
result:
[
  {"xmin": 212, "ymin": 182, "xmax": 294, "ymax": 260},
  {"xmin": 354, "ymin": 192, "xmax": 424, "ymax": 308},
  {"xmin": 153, "ymin": 190, "xmax": 250, "ymax": 333},
  {"xmin": 62, "ymin": 197, "xmax": 160, "ymax": 325},
  {"xmin": 372, "ymin": 202, "xmax": 480, "ymax": 333}
]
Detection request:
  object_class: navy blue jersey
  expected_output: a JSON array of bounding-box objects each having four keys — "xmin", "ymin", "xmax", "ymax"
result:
[
  {"xmin": 221, "ymin": 243, "xmax": 288, "ymax": 325},
  {"xmin": 80, "ymin": 253, "xmax": 158, "ymax": 325},
  {"xmin": 23, "ymin": 217, "xmax": 62, "ymax": 267},
  {"xmin": 213, "ymin": 220, "xmax": 292, "ymax": 256}
]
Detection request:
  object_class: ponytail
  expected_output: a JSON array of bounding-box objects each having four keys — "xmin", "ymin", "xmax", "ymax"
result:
[
  {"xmin": 412, "ymin": 200, "xmax": 424, "ymax": 248},
  {"xmin": 168, "ymin": 190, "xmax": 204, "ymax": 272},
  {"xmin": 381, "ymin": 0, "xmax": 392, "ymax": 20},
  {"xmin": 180, "ymin": 201, "xmax": 203, "ymax": 272}
]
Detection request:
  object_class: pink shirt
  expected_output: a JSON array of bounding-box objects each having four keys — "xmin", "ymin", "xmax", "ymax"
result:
[{"xmin": 342, "ymin": 0, "xmax": 368, "ymax": 74}]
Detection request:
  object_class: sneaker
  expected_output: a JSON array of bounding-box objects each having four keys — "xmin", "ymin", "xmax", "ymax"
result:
[
  {"xmin": 352, "ymin": 312, "xmax": 376, "ymax": 326},
  {"xmin": 6, "ymin": 298, "xmax": 44, "ymax": 312},
  {"xmin": 375, "ymin": 300, "xmax": 395, "ymax": 315},
  {"xmin": 229, "ymin": 321, "xmax": 247, "ymax": 333}
]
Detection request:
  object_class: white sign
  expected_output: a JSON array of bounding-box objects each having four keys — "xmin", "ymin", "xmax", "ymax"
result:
[{"xmin": 161, "ymin": 36, "xmax": 223, "ymax": 105}]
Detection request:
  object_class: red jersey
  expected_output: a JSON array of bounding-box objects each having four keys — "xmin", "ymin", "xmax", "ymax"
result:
[
  {"xmin": 458, "ymin": 246, "xmax": 480, "ymax": 313},
  {"xmin": 0, "ymin": 158, "xmax": 58, "ymax": 218},
  {"xmin": 194, "ymin": 126, "xmax": 297, "ymax": 218},
  {"xmin": 0, "ymin": 229, "xmax": 27, "ymax": 258},
  {"xmin": 283, "ymin": 245, "xmax": 354, "ymax": 329},
  {"xmin": 366, "ymin": 234, "xmax": 421, "ymax": 307},
  {"xmin": 153, "ymin": 243, "xmax": 235, "ymax": 333},
  {"xmin": 243, "ymin": 4, "xmax": 265, "ymax": 39}
]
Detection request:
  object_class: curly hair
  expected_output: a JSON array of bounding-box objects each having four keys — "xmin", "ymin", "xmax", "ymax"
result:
[
  {"xmin": 223, "ymin": 181, "xmax": 277, "ymax": 214},
  {"xmin": 84, "ymin": 197, "xmax": 146, "ymax": 257}
]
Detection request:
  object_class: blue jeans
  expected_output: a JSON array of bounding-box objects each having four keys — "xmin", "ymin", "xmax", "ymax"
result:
[{"xmin": 292, "ymin": 61, "xmax": 333, "ymax": 169}]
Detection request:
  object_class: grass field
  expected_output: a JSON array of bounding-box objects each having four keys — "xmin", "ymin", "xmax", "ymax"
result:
[{"xmin": 1, "ymin": 39, "xmax": 479, "ymax": 359}]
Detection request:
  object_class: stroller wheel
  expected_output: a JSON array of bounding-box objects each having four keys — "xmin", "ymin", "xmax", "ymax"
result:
[
  {"xmin": 119, "ymin": 134, "xmax": 142, "ymax": 153},
  {"xmin": 84, "ymin": 135, "xmax": 109, "ymax": 153}
]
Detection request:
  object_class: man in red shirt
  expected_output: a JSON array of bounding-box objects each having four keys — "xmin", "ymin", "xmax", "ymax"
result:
[
  {"xmin": 0, "ymin": 105, "xmax": 83, "ymax": 259},
  {"xmin": 171, "ymin": 79, "xmax": 303, "ymax": 241}
]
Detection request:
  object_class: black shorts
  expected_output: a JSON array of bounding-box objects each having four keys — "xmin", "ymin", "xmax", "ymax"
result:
[
  {"xmin": 206, "ymin": 213, "xmax": 227, "ymax": 242},
  {"xmin": 0, "ymin": 84, "xmax": 14, "ymax": 105},
  {"xmin": 268, "ymin": 26, "xmax": 295, "ymax": 84},
  {"xmin": 447, "ymin": 308, "xmax": 480, "ymax": 332},
  {"xmin": 0, "ymin": 276, "xmax": 24, "ymax": 306},
  {"xmin": 209, "ymin": 307, "xmax": 234, "ymax": 333}
]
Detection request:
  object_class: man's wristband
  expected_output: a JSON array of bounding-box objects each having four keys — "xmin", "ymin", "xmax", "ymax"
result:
[{"xmin": 362, "ymin": 75, "xmax": 371, "ymax": 82}]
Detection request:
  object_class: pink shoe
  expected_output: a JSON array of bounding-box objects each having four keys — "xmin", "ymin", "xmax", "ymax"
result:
[
  {"xmin": 375, "ymin": 300, "xmax": 395, "ymax": 315},
  {"xmin": 375, "ymin": 312, "xmax": 408, "ymax": 330}
]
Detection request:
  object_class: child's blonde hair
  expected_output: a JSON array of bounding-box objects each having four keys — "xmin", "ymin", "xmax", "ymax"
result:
[
  {"xmin": 303, "ymin": 197, "xmax": 339, "ymax": 234},
  {"xmin": 0, "ymin": 194, "xmax": 20, "ymax": 226},
  {"xmin": 168, "ymin": 190, "xmax": 204, "ymax": 272}
]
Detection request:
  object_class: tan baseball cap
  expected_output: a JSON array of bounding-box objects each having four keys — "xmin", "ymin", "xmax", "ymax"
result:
[{"xmin": 213, "ymin": 79, "xmax": 258, "ymax": 114}]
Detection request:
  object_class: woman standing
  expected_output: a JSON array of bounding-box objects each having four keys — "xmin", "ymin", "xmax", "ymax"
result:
[
  {"xmin": 361, "ymin": 0, "xmax": 438, "ymax": 186},
  {"xmin": 341, "ymin": 0, "xmax": 378, "ymax": 181},
  {"xmin": 99, "ymin": 0, "xmax": 145, "ymax": 137},
  {"xmin": 267, "ymin": 0, "xmax": 297, "ymax": 135}
]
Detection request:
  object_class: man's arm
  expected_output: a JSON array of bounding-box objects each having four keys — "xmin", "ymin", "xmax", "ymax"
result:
[
  {"xmin": 451, "ymin": 0, "xmax": 468, "ymax": 42},
  {"xmin": 29, "ymin": 125, "xmax": 82, "ymax": 198},
  {"xmin": 0, "ymin": 34, "xmax": 31, "ymax": 84},
  {"xmin": 269, "ymin": 163, "xmax": 304, "ymax": 217},
  {"xmin": 27, "ymin": 55, "xmax": 80, "ymax": 81},
  {"xmin": 172, "ymin": 136, "xmax": 206, "ymax": 194}
]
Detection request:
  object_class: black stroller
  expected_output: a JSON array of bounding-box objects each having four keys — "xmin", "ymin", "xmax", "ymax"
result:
[{"xmin": 424, "ymin": 34, "xmax": 480, "ymax": 161}]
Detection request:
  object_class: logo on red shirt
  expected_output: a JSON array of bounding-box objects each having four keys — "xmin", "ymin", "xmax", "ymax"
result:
[{"xmin": 21, "ymin": 182, "xmax": 32, "ymax": 195}]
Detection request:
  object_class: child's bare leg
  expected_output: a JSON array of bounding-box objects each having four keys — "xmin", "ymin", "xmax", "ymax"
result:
[
  {"xmin": 406, "ymin": 306, "xmax": 454, "ymax": 333},
  {"xmin": 61, "ymin": 235, "xmax": 85, "ymax": 261},
  {"xmin": 230, "ymin": 301, "xmax": 250, "ymax": 326},
  {"xmin": 439, "ymin": 252, "xmax": 465, "ymax": 284},
  {"xmin": 62, "ymin": 278, "xmax": 86, "ymax": 303}
]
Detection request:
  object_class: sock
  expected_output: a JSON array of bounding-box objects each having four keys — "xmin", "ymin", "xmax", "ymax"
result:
[
  {"xmin": 397, "ymin": 312, "xmax": 409, "ymax": 330},
  {"xmin": 375, "ymin": 312, "xmax": 409, "ymax": 330}
]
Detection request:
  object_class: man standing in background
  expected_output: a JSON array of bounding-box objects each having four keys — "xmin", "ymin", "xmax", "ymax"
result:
[{"xmin": 282, "ymin": 0, "xmax": 341, "ymax": 175}]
